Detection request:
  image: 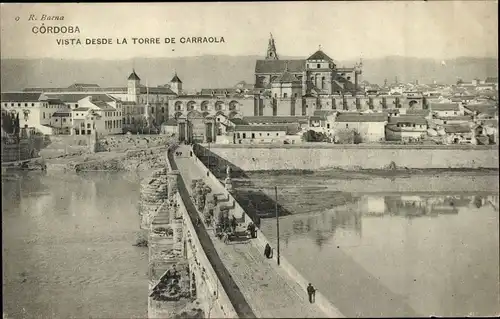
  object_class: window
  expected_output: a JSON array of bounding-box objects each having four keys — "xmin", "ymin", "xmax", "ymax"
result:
[
  {"xmin": 294, "ymin": 93, "xmax": 298, "ymax": 98},
  {"xmin": 43, "ymin": 112, "xmax": 45, "ymax": 119},
  {"xmin": 24, "ymin": 103, "xmax": 28, "ymax": 106},
  {"xmin": 259, "ymin": 133, "xmax": 262, "ymax": 136},
  {"xmin": 237, "ymin": 133, "xmax": 240, "ymax": 138},
  {"xmin": 317, "ymin": 64, "xmax": 320, "ymax": 68},
  {"xmin": 267, "ymin": 133, "xmax": 270, "ymax": 136},
  {"xmin": 87, "ymin": 123, "xmax": 91, "ymax": 128},
  {"xmin": 55, "ymin": 118, "xmax": 58, "ymax": 122},
  {"xmin": 75, "ymin": 129, "xmax": 80, "ymax": 135},
  {"xmin": 251, "ymin": 133, "xmax": 255, "ymax": 139},
  {"xmin": 283, "ymin": 93, "xmax": 288, "ymax": 98},
  {"xmin": 87, "ymin": 130, "xmax": 91, "ymax": 135},
  {"xmin": 346, "ymin": 124, "xmax": 349, "ymax": 128},
  {"xmin": 18, "ymin": 103, "xmax": 21, "ymax": 106},
  {"xmin": 274, "ymin": 93, "xmax": 277, "ymax": 98},
  {"xmin": 327, "ymin": 124, "xmax": 330, "ymax": 129},
  {"xmin": 276, "ymin": 133, "xmax": 279, "ymax": 136},
  {"xmin": 11, "ymin": 103, "xmax": 14, "ymax": 106},
  {"xmin": 242, "ymin": 133, "xmax": 247, "ymax": 138}
]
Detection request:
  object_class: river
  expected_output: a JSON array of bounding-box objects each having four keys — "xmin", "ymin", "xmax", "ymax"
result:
[
  {"xmin": 2, "ymin": 171, "xmax": 149, "ymax": 319},
  {"xmin": 236, "ymin": 171, "xmax": 500, "ymax": 317}
]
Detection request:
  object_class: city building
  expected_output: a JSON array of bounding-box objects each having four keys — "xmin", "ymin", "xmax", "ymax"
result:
[
  {"xmin": 0, "ymin": 92, "xmax": 70, "ymax": 135},
  {"xmin": 385, "ymin": 115, "xmax": 428, "ymax": 142},
  {"xmin": 71, "ymin": 96, "xmax": 123, "ymax": 136},
  {"xmin": 332, "ymin": 113, "xmax": 388, "ymax": 143}
]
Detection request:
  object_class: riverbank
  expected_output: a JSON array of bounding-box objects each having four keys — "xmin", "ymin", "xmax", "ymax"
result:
[
  {"xmin": 2, "ymin": 135, "xmax": 175, "ymax": 173},
  {"xmin": 231, "ymin": 169, "xmax": 499, "ymax": 217}
]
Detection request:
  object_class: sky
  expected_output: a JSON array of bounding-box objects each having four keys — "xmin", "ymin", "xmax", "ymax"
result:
[{"xmin": 0, "ymin": 1, "xmax": 498, "ymax": 61}]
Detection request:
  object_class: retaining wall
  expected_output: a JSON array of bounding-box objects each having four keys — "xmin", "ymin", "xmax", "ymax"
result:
[
  {"xmin": 188, "ymin": 145, "xmax": 345, "ymax": 318},
  {"xmin": 200, "ymin": 144, "xmax": 499, "ymax": 171}
]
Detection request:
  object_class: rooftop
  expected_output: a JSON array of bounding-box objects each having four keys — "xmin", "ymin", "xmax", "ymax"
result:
[
  {"xmin": 243, "ymin": 116, "xmax": 309, "ymax": 124},
  {"xmin": 255, "ymin": 59, "xmax": 306, "ymax": 74},
  {"xmin": 388, "ymin": 115, "xmax": 427, "ymax": 125},
  {"xmin": 128, "ymin": 70, "xmax": 141, "ymax": 81},
  {"xmin": 274, "ymin": 71, "xmax": 300, "ymax": 83},
  {"xmin": 44, "ymin": 93, "xmax": 117, "ymax": 103},
  {"xmin": 52, "ymin": 112, "xmax": 71, "ymax": 117},
  {"xmin": 0, "ymin": 92, "xmax": 45, "ymax": 102},
  {"xmin": 430, "ymin": 103, "xmax": 461, "ymax": 111},
  {"xmin": 228, "ymin": 118, "xmax": 249, "ymax": 125},
  {"xmin": 336, "ymin": 114, "xmax": 388, "ymax": 123},
  {"xmin": 307, "ymin": 50, "xmax": 333, "ymax": 62},
  {"xmin": 443, "ymin": 124, "xmax": 471, "ymax": 134},
  {"xmin": 234, "ymin": 125, "xmax": 288, "ymax": 132},
  {"xmin": 170, "ymin": 73, "xmax": 182, "ymax": 84}
]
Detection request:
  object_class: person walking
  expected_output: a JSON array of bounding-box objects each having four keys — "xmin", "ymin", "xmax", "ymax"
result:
[
  {"xmin": 307, "ymin": 283, "xmax": 316, "ymax": 303},
  {"xmin": 264, "ymin": 243, "xmax": 273, "ymax": 259}
]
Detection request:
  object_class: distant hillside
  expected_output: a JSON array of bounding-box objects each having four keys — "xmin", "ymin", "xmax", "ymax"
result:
[{"xmin": 0, "ymin": 55, "xmax": 497, "ymax": 92}]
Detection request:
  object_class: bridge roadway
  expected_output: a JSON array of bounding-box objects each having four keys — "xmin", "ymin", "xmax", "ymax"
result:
[{"xmin": 172, "ymin": 145, "xmax": 329, "ymax": 318}]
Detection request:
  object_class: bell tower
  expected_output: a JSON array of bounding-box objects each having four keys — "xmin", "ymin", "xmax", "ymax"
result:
[{"xmin": 266, "ymin": 33, "xmax": 279, "ymax": 60}]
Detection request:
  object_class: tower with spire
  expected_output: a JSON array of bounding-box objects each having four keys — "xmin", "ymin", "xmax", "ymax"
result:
[
  {"xmin": 127, "ymin": 69, "xmax": 141, "ymax": 103},
  {"xmin": 266, "ymin": 33, "xmax": 279, "ymax": 60},
  {"xmin": 170, "ymin": 72, "xmax": 183, "ymax": 95}
]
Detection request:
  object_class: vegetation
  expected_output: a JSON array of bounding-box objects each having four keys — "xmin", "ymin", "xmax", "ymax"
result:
[
  {"xmin": 1, "ymin": 111, "xmax": 20, "ymax": 135},
  {"xmin": 301, "ymin": 130, "xmax": 329, "ymax": 142},
  {"xmin": 335, "ymin": 128, "xmax": 363, "ymax": 144}
]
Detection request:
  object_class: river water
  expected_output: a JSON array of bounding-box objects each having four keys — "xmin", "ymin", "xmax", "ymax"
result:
[
  {"xmin": 2, "ymin": 171, "xmax": 149, "ymax": 319},
  {"xmin": 248, "ymin": 172, "xmax": 500, "ymax": 317}
]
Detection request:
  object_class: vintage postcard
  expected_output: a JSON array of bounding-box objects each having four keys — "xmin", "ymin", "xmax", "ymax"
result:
[{"xmin": 1, "ymin": 2, "xmax": 498, "ymax": 318}]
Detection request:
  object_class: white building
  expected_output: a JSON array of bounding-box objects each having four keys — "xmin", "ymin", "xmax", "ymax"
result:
[
  {"xmin": 71, "ymin": 96, "xmax": 123, "ymax": 136},
  {"xmin": 0, "ymin": 92, "xmax": 71, "ymax": 135},
  {"xmin": 332, "ymin": 113, "xmax": 388, "ymax": 143}
]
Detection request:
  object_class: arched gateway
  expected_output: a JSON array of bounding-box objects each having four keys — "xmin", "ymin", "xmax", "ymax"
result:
[{"xmin": 177, "ymin": 110, "xmax": 216, "ymax": 143}]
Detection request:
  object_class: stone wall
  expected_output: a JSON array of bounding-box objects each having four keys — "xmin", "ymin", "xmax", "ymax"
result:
[
  {"xmin": 199, "ymin": 144, "xmax": 499, "ymax": 171},
  {"xmin": 143, "ymin": 149, "xmax": 237, "ymax": 318},
  {"xmin": 1, "ymin": 136, "xmax": 44, "ymax": 163},
  {"xmin": 139, "ymin": 168, "xmax": 169, "ymax": 229}
]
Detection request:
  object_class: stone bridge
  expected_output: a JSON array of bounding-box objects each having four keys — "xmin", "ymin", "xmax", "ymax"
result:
[{"xmin": 140, "ymin": 144, "xmax": 344, "ymax": 318}]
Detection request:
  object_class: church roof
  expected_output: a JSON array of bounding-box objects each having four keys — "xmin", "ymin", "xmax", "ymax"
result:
[
  {"xmin": 307, "ymin": 50, "xmax": 333, "ymax": 61},
  {"xmin": 275, "ymin": 71, "xmax": 300, "ymax": 83},
  {"xmin": 255, "ymin": 60, "xmax": 305, "ymax": 74},
  {"xmin": 171, "ymin": 73, "xmax": 182, "ymax": 83},
  {"xmin": 128, "ymin": 70, "xmax": 141, "ymax": 81}
]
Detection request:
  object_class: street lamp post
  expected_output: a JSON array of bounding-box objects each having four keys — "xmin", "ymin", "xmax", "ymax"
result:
[
  {"xmin": 275, "ymin": 186, "xmax": 280, "ymax": 266},
  {"xmin": 208, "ymin": 141, "xmax": 211, "ymax": 169}
]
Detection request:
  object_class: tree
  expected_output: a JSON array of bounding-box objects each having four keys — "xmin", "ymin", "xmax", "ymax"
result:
[
  {"xmin": 336, "ymin": 128, "xmax": 362, "ymax": 144},
  {"xmin": 302, "ymin": 130, "xmax": 328, "ymax": 142},
  {"xmin": 14, "ymin": 113, "xmax": 20, "ymax": 135}
]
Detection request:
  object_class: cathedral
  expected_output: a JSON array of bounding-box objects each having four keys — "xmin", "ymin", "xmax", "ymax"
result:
[{"xmin": 254, "ymin": 34, "xmax": 363, "ymax": 96}]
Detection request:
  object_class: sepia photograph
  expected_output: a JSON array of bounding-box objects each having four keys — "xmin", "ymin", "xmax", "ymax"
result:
[{"xmin": 1, "ymin": 1, "xmax": 498, "ymax": 318}]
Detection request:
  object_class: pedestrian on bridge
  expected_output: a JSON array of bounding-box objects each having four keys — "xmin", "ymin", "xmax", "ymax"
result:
[{"xmin": 307, "ymin": 283, "xmax": 316, "ymax": 303}]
